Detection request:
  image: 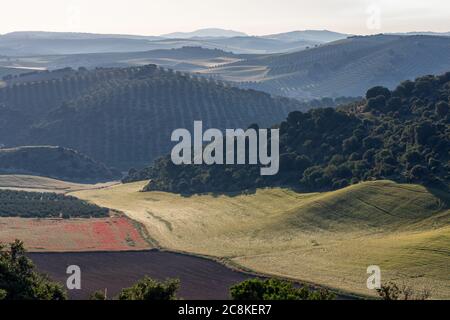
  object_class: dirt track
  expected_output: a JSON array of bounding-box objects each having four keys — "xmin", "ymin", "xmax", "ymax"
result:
[{"xmin": 28, "ymin": 250, "xmax": 253, "ymax": 300}]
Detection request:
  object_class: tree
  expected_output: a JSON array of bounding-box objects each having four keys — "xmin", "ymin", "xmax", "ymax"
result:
[
  {"xmin": 118, "ymin": 277, "xmax": 180, "ymax": 300},
  {"xmin": 0, "ymin": 240, "xmax": 67, "ymax": 300},
  {"xmin": 366, "ymin": 95, "xmax": 387, "ymax": 112},
  {"xmin": 229, "ymin": 278, "xmax": 335, "ymax": 300},
  {"xmin": 435, "ymin": 101, "xmax": 449, "ymax": 117},
  {"xmin": 366, "ymin": 86, "xmax": 391, "ymax": 100}
]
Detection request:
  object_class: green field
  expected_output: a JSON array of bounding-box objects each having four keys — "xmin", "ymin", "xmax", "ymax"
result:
[{"xmin": 72, "ymin": 180, "xmax": 450, "ymax": 299}]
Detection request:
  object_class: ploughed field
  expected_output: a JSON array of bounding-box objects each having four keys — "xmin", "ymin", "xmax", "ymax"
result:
[
  {"xmin": 28, "ymin": 251, "xmax": 253, "ymax": 300},
  {"xmin": 73, "ymin": 180, "xmax": 450, "ymax": 299}
]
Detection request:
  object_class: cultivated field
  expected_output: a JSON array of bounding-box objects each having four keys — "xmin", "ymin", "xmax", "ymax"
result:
[
  {"xmin": 73, "ymin": 180, "xmax": 450, "ymax": 299},
  {"xmin": 0, "ymin": 216, "xmax": 150, "ymax": 252},
  {"xmin": 0, "ymin": 175, "xmax": 118, "ymax": 193},
  {"xmin": 29, "ymin": 251, "xmax": 253, "ymax": 300}
]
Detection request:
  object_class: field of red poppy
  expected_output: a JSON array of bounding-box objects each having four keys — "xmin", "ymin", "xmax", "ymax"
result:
[{"xmin": 0, "ymin": 216, "xmax": 151, "ymax": 252}]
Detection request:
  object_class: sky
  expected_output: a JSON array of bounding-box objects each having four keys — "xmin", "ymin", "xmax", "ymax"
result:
[{"xmin": 0, "ymin": 0, "xmax": 449, "ymax": 36}]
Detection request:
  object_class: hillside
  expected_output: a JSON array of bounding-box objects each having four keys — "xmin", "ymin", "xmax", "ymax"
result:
[
  {"xmin": 127, "ymin": 72, "xmax": 450, "ymax": 194},
  {"xmin": 72, "ymin": 180, "xmax": 450, "ymax": 298},
  {"xmin": 0, "ymin": 65, "xmax": 306, "ymax": 169},
  {"xmin": 0, "ymin": 175, "xmax": 118, "ymax": 194},
  {"xmin": 0, "ymin": 146, "xmax": 120, "ymax": 182},
  {"xmin": 0, "ymin": 47, "xmax": 243, "ymax": 72},
  {"xmin": 262, "ymin": 30, "xmax": 350, "ymax": 43},
  {"xmin": 161, "ymin": 28, "xmax": 248, "ymax": 39},
  {"xmin": 0, "ymin": 30, "xmax": 336, "ymax": 56},
  {"xmin": 201, "ymin": 35, "xmax": 450, "ymax": 100}
]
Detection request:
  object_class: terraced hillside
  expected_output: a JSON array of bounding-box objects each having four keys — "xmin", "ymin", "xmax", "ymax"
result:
[
  {"xmin": 0, "ymin": 65, "xmax": 305, "ymax": 169},
  {"xmin": 73, "ymin": 180, "xmax": 450, "ymax": 298},
  {"xmin": 202, "ymin": 35, "xmax": 450, "ymax": 100},
  {"xmin": 0, "ymin": 146, "xmax": 119, "ymax": 182}
]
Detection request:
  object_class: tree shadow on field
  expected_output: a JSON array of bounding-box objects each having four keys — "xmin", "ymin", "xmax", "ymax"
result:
[{"xmin": 424, "ymin": 180, "xmax": 450, "ymax": 209}]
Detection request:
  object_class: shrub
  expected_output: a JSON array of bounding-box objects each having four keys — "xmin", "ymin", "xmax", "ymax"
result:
[
  {"xmin": 118, "ymin": 277, "xmax": 180, "ymax": 300},
  {"xmin": 230, "ymin": 278, "xmax": 335, "ymax": 301}
]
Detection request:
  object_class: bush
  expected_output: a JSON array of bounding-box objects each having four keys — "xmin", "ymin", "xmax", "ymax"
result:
[
  {"xmin": 90, "ymin": 290, "xmax": 108, "ymax": 300},
  {"xmin": 118, "ymin": 277, "xmax": 180, "ymax": 300},
  {"xmin": 377, "ymin": 282, "xmax": 431, "ymax": 300},
  {"xmin": 230, "ymin": 278, "xmax": 335, "ymax": 300}
]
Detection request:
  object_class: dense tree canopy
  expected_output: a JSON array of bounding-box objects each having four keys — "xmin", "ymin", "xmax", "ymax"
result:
[{"xmin": 126, "ymin": 72, "xmax": 450, "ymax": 194}]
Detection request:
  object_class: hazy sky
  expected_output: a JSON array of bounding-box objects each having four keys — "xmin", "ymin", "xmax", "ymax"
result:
[{"xmin": 1, "ymin": 0, "xmax": 449, "ymax": 36}]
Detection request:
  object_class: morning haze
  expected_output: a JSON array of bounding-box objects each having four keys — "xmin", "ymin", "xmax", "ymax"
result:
[{"xmin": 0, "ymin": 0, "xmax": 449, "ymax": 36}]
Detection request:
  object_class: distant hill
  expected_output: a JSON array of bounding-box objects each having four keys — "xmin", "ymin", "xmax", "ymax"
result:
[
  {"xmin": 161, "ymin": 28, "xmax": 248, "ymax": 39},
  {"xmin": 126, "ymin": 72, "xmax": 450, "ymax": 194},
  {"xmin": 0, "ymin": 146, "xmax": 120, "ymax": 182},
  {"xmin": 204, "ymin": 35, "xmax": 450, "ymax": 100},
  {"xmin": 1, "ymin": 31, "xmax": 161, "ymax": 41},
  {"xmin": 391, "ymin": 31, "xmax": 450, "ymax": 37},
  {"xmin": 263, "ymin": 30, "xmax": 350, "ymax": 43},
  {"xmin": 0, "ymin": 29, "xmax": 347, "ymax": 56},
  {"xmin": 0, "ymin": 47, "xmax": 243, "ymax": 72},
  {"xmin": 0, "ymin": 65, "xmax": 307, "ymax": 169}
]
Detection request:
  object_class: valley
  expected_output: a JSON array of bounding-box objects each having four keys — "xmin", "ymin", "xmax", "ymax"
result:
[
  {"xmin": 0, "ymin": 21, "xmax": 449, "ymax": 302},
  {"xmin": 27, "ymin": 250, "xmax": 254, "ymax": 300}
]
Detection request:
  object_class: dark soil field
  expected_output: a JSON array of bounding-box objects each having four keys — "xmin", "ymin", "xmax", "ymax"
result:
[{"xmin": 28, "ymin": 250, "xmax": 253, "ymax": 300}]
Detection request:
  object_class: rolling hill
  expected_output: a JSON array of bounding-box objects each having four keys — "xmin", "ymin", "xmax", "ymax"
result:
[
  {"xmin": 0, "ymin": 146, "xmax": 120, "ymax": 182},
  {"xmin": 262, "ymin": 30, "xmax": 350, "ymax": 43},
  {"xmin": 72, "ymin": 180, "xmax": 450, "ymax": 298},
  {"xmin": 0, "ymin": 29, "xmax": 347, "ymax": 57},
  {"xmin": 161, "ymin": 28, "xmax": 248, "ymax": 39},
  {"xmin": 201, "ymin": 35, "xmax": 450, "ymax": 100},
  {"xmin": 0, "ymin": 47, "xmax": 244, "ymax": 73},
  {"xmin": 0, "ymin": 65, "xmax": 306, "ymax": 169}
]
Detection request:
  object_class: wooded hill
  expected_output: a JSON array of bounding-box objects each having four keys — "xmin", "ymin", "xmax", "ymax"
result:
[
  {"xmin": 0, "ymin": 65, "xmax": 306, "ymax": 169},
  {"xmin": 0, "ymin": 146, "xmax": 119, "ymax": 182},
  {"xmin": 125, "ymin": 72, "xmax": 450, "ymax": 194}
]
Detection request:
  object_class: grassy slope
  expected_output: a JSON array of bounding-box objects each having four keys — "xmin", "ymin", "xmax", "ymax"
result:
[
  {"xmin": 0, "ymin": 175, "xmax": 118, "ymax": 194},
  {"xmin": 72, "ymin": 180, "xmax": 450, "ymax": 298}
]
